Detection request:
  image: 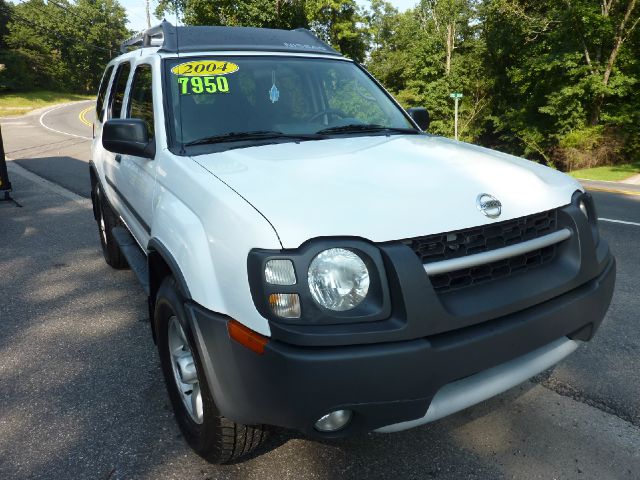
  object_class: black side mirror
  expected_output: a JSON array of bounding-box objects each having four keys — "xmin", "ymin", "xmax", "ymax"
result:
[
  {"xmin": 407, "ymin": 107, "xmax": 430, "ymax": 131},
  {"xmin": 102, "ymin": 119, "xmax": 155, "ymax": 159}
]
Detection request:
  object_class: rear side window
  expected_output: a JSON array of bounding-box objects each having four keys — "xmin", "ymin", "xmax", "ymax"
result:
[
  {"xmin": 108, "ymin": 61, "xmax": 131, "ymax": 119},
  {"xmin": 127, "ymin": 64, "xmax": 154, "ymax": 139},
  {"xmin": 96, "ymin": 65, "xmax": 113, "ymax": 122}
]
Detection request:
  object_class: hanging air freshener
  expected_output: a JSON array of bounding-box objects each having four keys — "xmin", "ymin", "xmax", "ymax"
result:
[{"xmin": 269, "ymin": 70, "xmax": 280, "ymax": 103}]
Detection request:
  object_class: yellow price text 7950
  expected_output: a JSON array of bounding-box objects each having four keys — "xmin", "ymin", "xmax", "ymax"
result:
[{"xmin": 177, "ymin": 76, "xmax": 230, "ymax": 95}]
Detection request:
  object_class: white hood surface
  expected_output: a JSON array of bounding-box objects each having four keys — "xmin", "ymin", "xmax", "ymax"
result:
[{"xmin": 193, "ymin": 135, "xmax": 582, "ymax": 248}]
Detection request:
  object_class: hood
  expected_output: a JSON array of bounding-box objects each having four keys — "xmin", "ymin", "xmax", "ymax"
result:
[{"xmin": 193, "ymin": 135, "xmax": 582, "ymax": 248}]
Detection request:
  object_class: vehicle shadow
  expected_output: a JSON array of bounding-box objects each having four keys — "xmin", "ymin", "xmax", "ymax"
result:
[{"xmin": 13, "ymin": 155, "xmax": 93, "ymax": 198}]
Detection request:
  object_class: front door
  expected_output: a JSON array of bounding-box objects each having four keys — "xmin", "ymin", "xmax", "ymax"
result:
[{"xmin": 113, "ymin": 63, "xmax": 157, "ymax": 246}]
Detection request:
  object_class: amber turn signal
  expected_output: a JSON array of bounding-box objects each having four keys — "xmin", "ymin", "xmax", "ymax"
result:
[{"xmin": 227, "ymin": 320, "xmax": 269, "ymax": 355}]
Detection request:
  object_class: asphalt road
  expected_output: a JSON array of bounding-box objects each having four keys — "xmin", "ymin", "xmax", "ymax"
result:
[
  {"xmin": 1, "ymin": 101, "xmax": 95, "ymax": 197},
  {"xmin": 0, "ymin": 102, "xmax": 639, "ymax": 479}
]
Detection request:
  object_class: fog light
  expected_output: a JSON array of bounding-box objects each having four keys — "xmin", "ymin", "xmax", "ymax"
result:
[
  {"xmin": 314, "ymin": 409, "xmax": 353, "ymax": 432},
  {"xmin": 268, "ymin": 293, "xmax": 301, "ymax": 318}
]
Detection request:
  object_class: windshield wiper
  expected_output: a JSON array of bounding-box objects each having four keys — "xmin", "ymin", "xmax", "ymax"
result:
[
  {"xmin": 315, "ymin": 124, "xmax": 419, "ymax": 135},
  {"xmin": 184, "ymin": 130, "xmax": 321, "ymax": 147}
]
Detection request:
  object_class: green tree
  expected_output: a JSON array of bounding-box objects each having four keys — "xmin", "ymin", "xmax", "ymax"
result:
[
  {"xmin": 69, "ymin": 0, "xmax": 130, "ymax": 90},
  {"xmin": 156, "ymin": 0, "xmax": 307, "ymax": 29},
  {"xmin": 482, "ymin": 0, "xmax": 640, "ymax": 166},
  {"xmin": 366, "ymin": 1, "xmax": 489, "ymax": 139},
  {"xmin": 0, "ymin": 0, "xmax": 25, "ymax": 91},
  {"xmin": 155, "ymin": 0, "xmax": 369, "ymax": 61},
  {"xmin": 2, "ymin": 0, "xmax": 128, "ymax": 92},
  {"xmin": 417, "ymin": 0, "xmax": 477, "ymax": 76},
  {"xmin": 305, "ymin": 0, "xmax": 369, "ymax": 61},
  {"xmin": 0, "ymin": 1, "xmax": 10, "ymax": 47},
  {"xmin": 564, "ymin": 0, "xmax": 640, "ymax": 126}
]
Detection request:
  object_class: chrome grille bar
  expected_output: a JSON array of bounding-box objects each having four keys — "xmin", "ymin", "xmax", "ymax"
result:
[{"xmin": 423, "ymin": 228, "xmax": 572, "ymax": 276}]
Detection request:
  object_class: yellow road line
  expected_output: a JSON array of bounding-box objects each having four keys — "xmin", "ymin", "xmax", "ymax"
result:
[
  {"xmin": 78, "ymin": 106, "xmax": 93, "ymax": 127},
  {"xmin": 585, "ymin": 186, "xmax": 640, "ymax": 197}
]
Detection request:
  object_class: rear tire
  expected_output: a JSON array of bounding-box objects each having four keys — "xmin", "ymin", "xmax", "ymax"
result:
[
  {"xmin": 155, "ymin": 276, "xmax": 267, "ymax": 464},
  {"xmin": 93, "ymin": 183, "xmax": 129, "ymax": 269}
]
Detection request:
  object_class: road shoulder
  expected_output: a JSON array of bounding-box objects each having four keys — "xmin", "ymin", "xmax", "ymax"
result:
[{"xmin": 580, "ymin": 178, "xmax": 640, "ymax": 195}]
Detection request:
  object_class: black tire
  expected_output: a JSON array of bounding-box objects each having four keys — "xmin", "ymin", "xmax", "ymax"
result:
[
  {"xmin": 155, "ymin": 276, "xmax": 267, "ymax": 464},
  {"xmin": 93, "ymin": 183, "xmax": 129, "ymax": 269}
]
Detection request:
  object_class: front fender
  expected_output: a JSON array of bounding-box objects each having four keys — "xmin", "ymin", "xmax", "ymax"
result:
[{"xmin": 151, "ymin": 155, "xmax": 281, "ymax": 336}]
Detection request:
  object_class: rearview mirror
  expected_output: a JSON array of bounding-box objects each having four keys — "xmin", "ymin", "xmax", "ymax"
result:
[
  {"xmin": 102, "ymin": 119, "xmax": 155, "ymax": 159},
  {"xmin": 407, "ymin": 107, "xmax": 430, "ymax": 131}
]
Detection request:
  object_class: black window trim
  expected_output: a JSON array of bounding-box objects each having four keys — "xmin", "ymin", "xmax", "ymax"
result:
[
  {"xmin": 126, "ymin": 62, "xmax": 155, "ymax": 140},
  {"xmin": 108, "ymin": 60, "xmax": 133, "ymax": 120},
  {"xmin": 96, "ymin": 65, "xmax": 115, "ymax": 124}
]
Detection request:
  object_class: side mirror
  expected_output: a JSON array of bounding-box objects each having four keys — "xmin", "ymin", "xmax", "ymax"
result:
[
  {"xmin": 407, "ymin": 107, "xmax": 430, "ymax": 131},
  {"xmin": 102, "ymin": 119, "xmax": 155, "ymax": 159}
]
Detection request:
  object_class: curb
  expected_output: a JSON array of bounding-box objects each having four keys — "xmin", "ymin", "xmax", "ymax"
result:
[
  {"xmin": 621, "ymin": 173, "xmax": 640, "ymax": 185},
  {"xmin": 6, "ymin": 161, "xmax": 91, "ymax": 207}
]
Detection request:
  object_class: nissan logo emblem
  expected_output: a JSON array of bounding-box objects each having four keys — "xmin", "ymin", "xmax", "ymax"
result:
[{"xmin": 477, "ymin": 193, "xmax": 502, "ymax": 218}]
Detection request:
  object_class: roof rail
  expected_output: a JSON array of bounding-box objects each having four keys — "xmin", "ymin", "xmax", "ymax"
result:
[
  {"xmin": 120, "ymin": 20, "xmax": 176, "ymax": 54},
  {"xmin": 118, "ymin": 21, "xmax": 340, "ymax": 57}
]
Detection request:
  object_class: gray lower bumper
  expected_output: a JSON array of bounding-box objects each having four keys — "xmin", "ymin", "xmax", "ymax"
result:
[{"xmin": 376, "ymin": 336, "xmax": 579, "ymax": 433}]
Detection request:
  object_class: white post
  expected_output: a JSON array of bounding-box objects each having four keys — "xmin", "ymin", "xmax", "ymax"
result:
[{"xmin": 454, "ymin": 97, "xmax": 459, "ymax": 141}]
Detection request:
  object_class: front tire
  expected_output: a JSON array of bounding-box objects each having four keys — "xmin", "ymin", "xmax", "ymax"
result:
[{"xmin": 155, "ymin": 277, "xmax": 267, "ymax": 464}]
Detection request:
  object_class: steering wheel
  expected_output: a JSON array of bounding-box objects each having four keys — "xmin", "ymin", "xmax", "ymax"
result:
[{"xmin": 308, "ymin": 108, "xmax": 346, "ymax": 123}]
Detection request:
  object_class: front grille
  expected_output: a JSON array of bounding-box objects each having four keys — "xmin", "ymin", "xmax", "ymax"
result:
[
  {"xmin": 404, "ymin": 209, "xmax": 559, "ymax": 293},
  {"xmin": 428, "ymin": 244, "xmax": 557, "ymax": 292}
]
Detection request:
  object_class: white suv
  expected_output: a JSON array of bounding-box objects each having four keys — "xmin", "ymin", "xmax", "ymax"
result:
[{"xmin": 90, "ymin": 22, "xmax": 615, "ymax": 464}]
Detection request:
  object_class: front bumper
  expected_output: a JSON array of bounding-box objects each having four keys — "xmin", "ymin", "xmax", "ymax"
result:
[{"xmin": 186, "ymin": 255, "xmax": 615, "ymax": 438}]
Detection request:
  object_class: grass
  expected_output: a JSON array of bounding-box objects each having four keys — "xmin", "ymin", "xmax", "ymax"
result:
[
  {"xmin": 568, "ymin": 162, "xmax": 640, "ymax": 182},
  {"xmin": 0, "ymin": 90, "xmax": 94, "ymax": 117}
]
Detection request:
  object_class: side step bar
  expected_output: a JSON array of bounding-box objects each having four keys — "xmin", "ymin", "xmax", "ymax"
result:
[{"xmin": 112, "ymin": 226, "xmax": 150, "ymax": 295}]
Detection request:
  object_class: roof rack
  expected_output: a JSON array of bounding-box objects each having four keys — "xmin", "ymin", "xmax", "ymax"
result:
[
  {"xmin": 120, "ymin": 20, "xmax": 175, "ymax": 54},
  {"xmin": 119, "ymin": 21, "xmax": 341, "ymax": 57}
]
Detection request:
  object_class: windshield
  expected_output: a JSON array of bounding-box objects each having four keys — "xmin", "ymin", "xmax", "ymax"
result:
[{"xmin": 164, "ymin": 56, "xmax": 417, "ymax": 152}]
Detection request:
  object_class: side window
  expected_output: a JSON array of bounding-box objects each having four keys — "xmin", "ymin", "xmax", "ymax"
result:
[
  {"xmin": 96, "ymin": 65, "xmax": 113, "ymax": 122},
  {"xmin": 127, "ymin": 64, "xmax": 154, "ymax": 139},
  {"xmin": 108, "ymin": 61, "xmax": 131, "ymax": 119}
]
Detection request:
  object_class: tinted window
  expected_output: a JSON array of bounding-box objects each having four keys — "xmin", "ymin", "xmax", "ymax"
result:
[
  {"xmin": 165, "ymin": 57, "xmax": 414, "ymax": 146},
  {"xmin": 127, "ymin": 64, "xmax": 154, "ymax": 139},
  {"xmin": 96, "ymin": 65, "xmax": 113, "ymax": 122},
  {"xmin": 321, "ymin": 66, "xmax": 388, "ymax": 125},
  {"xmin": 108, "ymin": 62, "xmax": 131, "ymax": 119}
]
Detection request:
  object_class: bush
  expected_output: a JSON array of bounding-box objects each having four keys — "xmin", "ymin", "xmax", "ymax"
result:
[
  {"xmin": 552, "ymin": 127, "xmax": 625, "ymax": 172},
  {"xmin": 0, "ymin": 50, "xmax": 40, "ymax": 92}
]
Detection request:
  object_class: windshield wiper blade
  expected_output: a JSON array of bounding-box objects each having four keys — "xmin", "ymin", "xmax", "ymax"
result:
[
  {"xmin": 184, "ymin": 130, "xmax": 321, "ymax": 147},
  {"xmin": 315, "ymin": 124, "xmax": 419, "ymax": 135}
]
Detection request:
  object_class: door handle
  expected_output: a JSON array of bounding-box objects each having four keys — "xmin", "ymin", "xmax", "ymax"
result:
[{"xmin": 115, "ymin": 154, "xmax": 122, "ymax": 163}]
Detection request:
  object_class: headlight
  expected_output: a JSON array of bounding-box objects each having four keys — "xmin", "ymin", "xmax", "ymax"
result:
[
  {"xmin": 308, "ymin": 248, "xmax": 370, "ymax": 311},
  {"xmin": 248, "ymin": 241, "xmax": 390, "ymax": 326}
]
